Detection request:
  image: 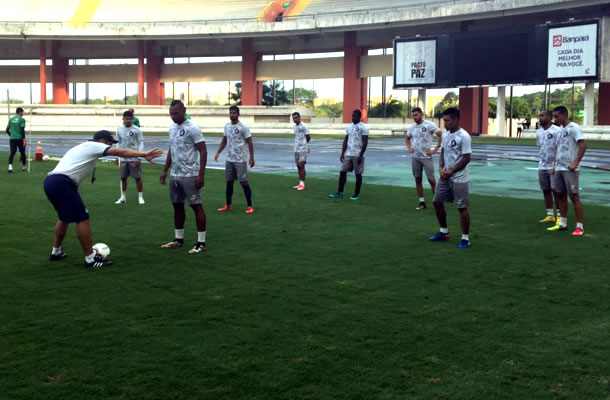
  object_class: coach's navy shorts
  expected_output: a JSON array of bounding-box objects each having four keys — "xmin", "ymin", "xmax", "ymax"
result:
[{"xmin": 44, "ymin": 174, "xmax": 89, "ymax": 223}]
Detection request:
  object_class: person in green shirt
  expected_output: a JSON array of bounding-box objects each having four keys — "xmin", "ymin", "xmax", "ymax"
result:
[
  {"xmin": 129, "ymin": 108, "xmax": 140, "ymax": 127},
  {"xmin": 6, "ymin": 107, "xmax": 26, "ymax": 173}
]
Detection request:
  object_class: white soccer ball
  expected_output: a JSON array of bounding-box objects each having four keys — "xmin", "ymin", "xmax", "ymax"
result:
[
  {"xmin": 92, "ymin": 243, "xmax": 110, "ymax": 260},
  {"xmin": 42, "ymin": 155, "xmax": 50, "ymax": 161}
]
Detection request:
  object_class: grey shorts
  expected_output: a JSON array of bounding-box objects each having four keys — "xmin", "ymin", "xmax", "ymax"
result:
[
  {"xmin": 120, "ymin": 161, "xmax": 142, "ymax": 179},
  {"xmin": 412, "ymin": 157, "xmax": 434, "ymax": 179},
  {"xmin": 433, "ymin": 179, "xmax": 469, "ymax": 208},
  {"xmin": 295, "ymin": 152, "xmax": 308, "ymax": 164},
  {"xmin": 225, "ymin": 161, "xmax": 248, "ymax": 182},
  {"xmin": 538, "ymin": 169, "xmax": 553, "ymax": 191},
  {"xmin": 169, "ymin": 176, "xmax": 201, "ymax": 205},
  {"xmin": 340, "ymin": 155, "xmax": 365, "ymax": 174},
  {"xmin": 552, "ymin": 170, "xmax": 579, "ymax": 194}
]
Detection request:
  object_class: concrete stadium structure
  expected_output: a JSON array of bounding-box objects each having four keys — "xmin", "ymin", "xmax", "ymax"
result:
[{"xmin": 0, "ymin": 0, "xmax": 609, "ymax": 134}]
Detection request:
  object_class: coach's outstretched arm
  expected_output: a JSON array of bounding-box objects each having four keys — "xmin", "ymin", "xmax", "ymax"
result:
[{"xmin": 107, "ymin": 147, "xmax": 162, "ymax": 163}]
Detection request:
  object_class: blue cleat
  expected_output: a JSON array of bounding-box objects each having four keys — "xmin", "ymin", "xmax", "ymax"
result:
[
  {"xmin": 350, "ymin": 194, "xmax": 359, "ymax": 201},
  {"xmin": 458, "ymin": 239, "xmax": 471, "ymax": 249},
  {"xmin": 428, "ymin": 232, "xmax": 450, "ymax": 241},
  {"xmin": 328, "ymin": 192, "xmax": 344, "ymax": 199}
]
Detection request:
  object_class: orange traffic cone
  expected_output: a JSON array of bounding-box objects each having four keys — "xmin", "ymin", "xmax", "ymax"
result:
[{"xmin": 35, "ymin": 141, "xmax": 43, "ymax": 161}]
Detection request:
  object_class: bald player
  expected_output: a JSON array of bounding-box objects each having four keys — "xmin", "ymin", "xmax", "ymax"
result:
[
  {"xmin": 292, "ymin": 111, "xmax": 310, "ymax": 190},
  {"xmin": 535, "ymin": 110, "xmax": 561, "ymax": 224}
]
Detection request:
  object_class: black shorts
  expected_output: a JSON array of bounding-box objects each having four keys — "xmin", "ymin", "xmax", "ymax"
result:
[{"xmin": 44, "ymin": 174, "xmax": 89, "ymax": 223}]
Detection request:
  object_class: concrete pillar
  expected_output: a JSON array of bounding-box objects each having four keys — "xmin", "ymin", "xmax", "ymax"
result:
[
  {"xmin": 342, "ymin": 31, "xmax": 368, "ymax": 123},
  {"xmin": 51, "ymin": 41, "xmax": 69, "ymax": 104},
  {"xmin": 497, "ymin": 86, "xmax": 505, "ymax": 137},
  {"xmin": 417, "ymin": 89, "xmax": 427, "ymax": 115},
  {"xmin": 40, "ymin": 40, "xmax": 46, "ymax": 104},
  {"xmin": 459, "ymin": 87, "xmax": 488, "ymax": 135},
  {"xmin": 145, "ymin": 55, "xmax": 163, "ymax": 105},
  {"xmin": 599, "ymin": 82, "xmax": 610, "ymax": 125},
  {"xmin": 137, "ymin": 40, "xmax": 145, "ymax": 105},
  {"xmin": 241, "ymin": 38, "xmax": 261, "ymax": 106},
  {"xmin": 583, "ymin": 82, "xmax": 595, "ymax": 126}
]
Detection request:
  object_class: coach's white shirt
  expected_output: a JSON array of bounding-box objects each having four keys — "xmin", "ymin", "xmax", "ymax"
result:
[{"xmin": 48, "ymin": 141, "xmax": 110, "ymax": 185}]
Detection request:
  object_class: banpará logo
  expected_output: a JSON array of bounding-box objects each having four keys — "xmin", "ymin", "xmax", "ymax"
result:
[{"xmin": 553, "ymin": 34, "xmax": 590, "ymax": 47}]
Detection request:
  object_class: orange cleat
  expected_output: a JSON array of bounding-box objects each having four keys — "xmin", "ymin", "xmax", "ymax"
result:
[
  {"xmin": 217, "ymin": 205, "xmax": 232, "ymax": 212},
  {"xmin": 245, "ymin": 206, "xmax": 254, "ymax": 214}
]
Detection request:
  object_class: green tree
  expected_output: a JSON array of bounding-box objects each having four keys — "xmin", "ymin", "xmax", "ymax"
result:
[
  {"xmin": 314, "ymin": 102, "xmax": 343, "ymax": 118},
  {"xmin": 286, "ymin": 87, "xmax": 317, "ymax": 106},
  {"xmin": 368, "ymin": 97, "xmax": 405, "ymax": 118},
  {"xmin": 432, "ymin": 91, "xmax": 459, "ymax": 119},
  {"xmin": 262, "ymin": 81, "xmax": 289, "ymax": 106}
]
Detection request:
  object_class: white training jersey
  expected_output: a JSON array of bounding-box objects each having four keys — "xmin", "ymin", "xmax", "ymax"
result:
[
  {"xmin": 48, "ymin": 141, "xmax": 110, "ymax": 185},
  {"xmin": 294, "ymin": 122, "xmax": 309, "ymax": 153},
  {"xmin": 224, "ymin": 121, "xmax": 252, "ymax": 163},
  {"xmin": 116, "ymin": 124, "xmax": 143, "ymax": 162},
  {"xmin": 440, "ymin": 128, "xmax": 472, "ymax": 183},
  {"xmin": 407, "ymin": 120, "xmax": 440, "ymax": 159},
  {"xmin": 536, "ymin": 124, "xmax": 562, "ymax": 170},
  {"xmin": 555, "ymin": 122, "xmax": 585, "ymax": 172},
  {"xmin": 345, "ymin": 122, "xmax": 369, "ymax": 157},
  {"xmin": 169, "ymin": 119, "xmax": 205, "ymax": 178}
]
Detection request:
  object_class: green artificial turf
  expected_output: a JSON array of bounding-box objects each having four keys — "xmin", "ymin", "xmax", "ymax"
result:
[{"xmin": 0, "ymin": 161, "xmax": 608, "ymax": 399}]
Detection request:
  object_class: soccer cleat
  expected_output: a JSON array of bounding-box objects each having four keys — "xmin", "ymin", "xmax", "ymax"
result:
[
  {"xmin": 547, "ymin": 223, "xmax": 567, "ymax": 232},
  {"xmin": 245, "ymin": 206, "xmax": 254, "ymax": 214},
  {"xmin": 217, "ymin": 205, "xmax": 232, "ymax": 212},
  {"xmin": 49, "ymin": 252, "xmax": 67, "ymax": 261},
  {"xmin": 296, "ymin": 184, "xmax": 305, "ymax": 191},
  {"xmin": 138, "ymin": 197, "xmax": 145, "ymax": 205},
  {"xmin": 188, "ymin": 242, "xmax": 207, "ymax": 254},
  {"xmin": 416, "ymin": 202, "xmax": 427, "ymax": 210},
  {"xmin": 328, "ymin": 192, "xmax": 343, "ymax": 199},
  {"xmin": 539, "ymin": 215, "xmax": 556, "ymax": 223},
  {"xmin": 161, "ymin": 239, "xmax": 184, "ymax": 248},
  {"xmin": 458, "ymin": 239, "xmax": 471, "ymax": 249},
  {"xmin": 85, "ymin": 254, "xmax": 113, "ymax": 269},
  {"xmin": 428, "ymin": 232, "xmax": 450, "ymax": 241},
  {"xmin": 8, "ymin": 165, "xmax": 13, "ymax": 173},
  {"xmin": 115, "ymin": 197, "xmax": 126, "ymax": 204},
  {"xmin": 571, "ymin": 227, "xmax": 584, "ymax": 236},
  {"xmin": 350, "ymin": 194, "xmax": 360, "ymax": 201},
  {"xmin": 21, "ymin": 166, "xmax": 27, "ymax": 171}
]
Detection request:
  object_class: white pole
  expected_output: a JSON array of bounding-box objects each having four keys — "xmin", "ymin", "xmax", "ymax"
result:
[{"xmin": 583, "ymin": 82, "xmax": 595, "ymax": 126}]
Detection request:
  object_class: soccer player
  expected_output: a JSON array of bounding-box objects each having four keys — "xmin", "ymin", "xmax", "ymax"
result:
[
  {"xmin": 292, "ymin": 111, "xmax": 310, "ymax": 190},
  {"xmin": 548, "ymin": 106, "xmax": 587, "ymax": 236},
  {"xmin": 536, "ymin": 110, "xmax": 562, "ymax": 223},
  {"xmin": 428, "ymin": 108, "xmax": 472, "ymax": 249},
  {"xmin": 215, "ymin": 106, "xmax": 255, "ymax": 214},
  {"xmin": 328, "ymin": 109, "xmax": 369, "ymax": 200},
  {"xmin": 160, "ymin": 100, "xmax": 208, "ymax": 253},
  {"xmin": 115, "ymin": 110, "xmax": 145, "ymax": 204},
  {"xmin": 406, "ymin": 107, "xmax": 442, "ymax": 210},
  {"xmin": 128, "ymin": 108, "xmax": 140, "ymax": 127},
  {"xmin": 6, "ymin": 107, "xmax": 26, "ymax": 173},
  {"xmin": 44, "ymin": 130, "xmax": 162, "ymax": 268}
]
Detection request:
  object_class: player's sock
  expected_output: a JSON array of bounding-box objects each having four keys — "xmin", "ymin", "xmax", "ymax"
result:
[
  {"xmin": 226, "ymin": 184, "xmax": 233, "ymax": 206},
  {"xmin": 85, "ymin": 252, "xmax": 96, "ymax": 263},
  {"xmin": 52, "ymin": 247, "xmax": 62, "ymax": 255},
  {"xmin": 546, "ymin": 208, "xmax": 554, "ymax": 216},
  {"xmin": 440, "ymin": 227, "xmax": 449, "ymax": 234},
  {"xmin": 560, "ymin": 217, "xmax": 567, "ymax": 227},
  {"xmin": 198, "ymin": 231, "xmax": 206, "ymax": 242},
  {"xmin": 175, "ymin": 229, "xmax": 185, "ymax": 240},
  {"xmin": 138, "ymin": 192, "xmax": 144, "ymax": 200},
  {"xmin": 576, "ymin": 222, "xmax": 583, "ymax": 230},
  {"xmin": 300, "ymin": 180, "xmax": 305, "ymax": 186},
  {"xmin": 243, "ymin": 185, "xmax": 253, "ymax": 207},
  {"xmin": 419, "ymin": 197, "xmax": 425, "ymax": 202},
  {"xmin": 8, "ymin": 164, "xmax": 13, "ymax": 172},
  {"xmin": 461, "ymin": 234, "xmax": 469, "ymax": 241},
  {"xmin": 120, "ymin": 190, "xmax": 126, "ymax": 199}
]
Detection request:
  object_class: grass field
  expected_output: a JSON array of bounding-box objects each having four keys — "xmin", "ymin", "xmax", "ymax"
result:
[{"xmin": 1, "ymin": 160, "xmax": 609, "ymax": 399}]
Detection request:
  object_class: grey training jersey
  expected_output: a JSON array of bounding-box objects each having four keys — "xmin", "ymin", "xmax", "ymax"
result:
[
  {"xmin": 116, "ymin": 124, "xmax": 143, "ymax": 162},
  {"xmin": 294, "ymin": 122, "xmax": 309, "ymax": 153},
  {"xmin": 48, "ymin": 141, "xmax": 110, "ymax": 185},
  {"xmin": 224, "ymin": 121, "xmax": 251, "ymax": 163},
  {"xmin": 536, "ymin": 124, "xmax": 562, "ymax": 170},
  {"xmin": 555, "ymin": 122, "xmax": 584, "ymax": 172},
  {"xmin": 169, "ymin": 120, "xmax": 205, "ymax": 178},
  {"xmin": 407, "ymin": 120, "xmax": 440, "ymax": 159},
  {"xmin": 441, "ymin": 128, "xmax": 472, "ymax": 183},
  {"xmin": 345, "ymin": 122, "xmax": 369, "ymax": 157}
]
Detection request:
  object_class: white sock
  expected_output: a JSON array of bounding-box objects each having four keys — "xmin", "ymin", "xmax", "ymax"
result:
[
  {"xmin": 138, "ymin": 192, "xmax": 144, "ymax": 199},
  {"xmin": 546, "ymin": 208, "xmax": 554, "ymax": 216},
  {"xmin": 419, "ymin": 197, "xmax": 425, "ymax": 202},
  {"xmin": 175, "ymin": 229, "xmax": 184, "ymax": 240},
  {"xmin": 8, "ymin": 164, "xmax": 12, "ymax": 169},
  {"xmin": 198, "ymin": 231, "xmax": 206, "ymax": 243},
  {"xmin": 52, "ymin": 247, "xmax": 62, "ymax": 255},
  {"xmin": 440, "ymin": 227, "xmax": 449, "ymax": 234},
  {"xmin": 560, "ymin": 217, "xmax": 567, "ymax": 227},
  {"xmin": 462, "ymin": 234, "xmax": 469, "ymax": 241},
  {"xmin": 576, "ymin": 222, "xmax": 583, "ymax": 229},
  {"xmin": 85, "ymin": 252, "xmax": 96, "ymax": 263},
  {"xmin": 120, "ymin": 190, "xmax": 126, "ymax": 199},
  {"xmin": 299, "ymin": 180, "xmax": 305, "ymax": 185}
]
